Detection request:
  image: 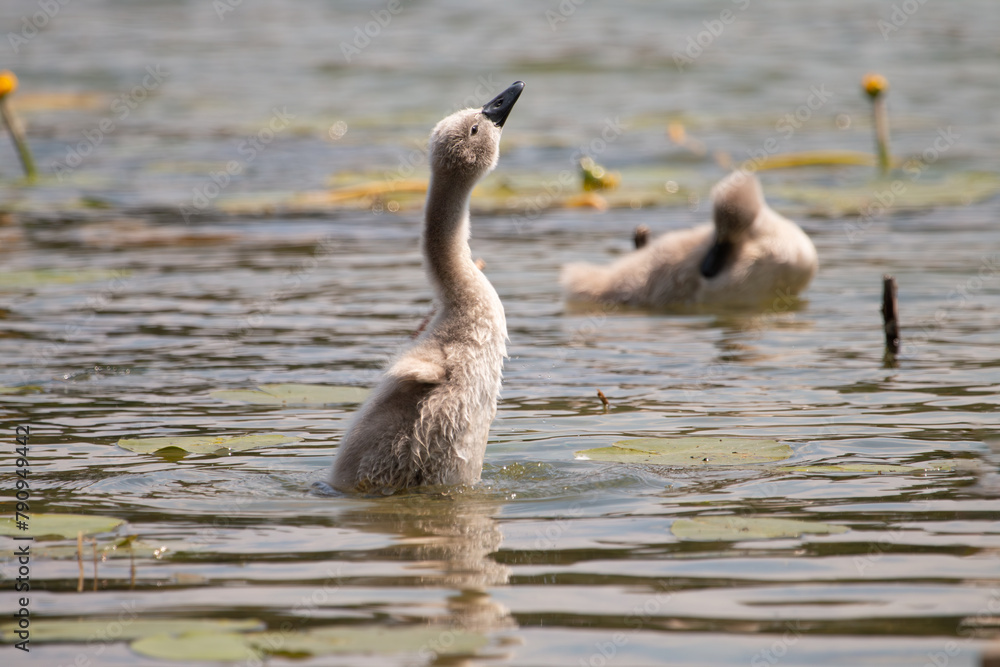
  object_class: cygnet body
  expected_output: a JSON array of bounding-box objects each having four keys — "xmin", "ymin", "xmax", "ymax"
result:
[
  {"xmin": 331, "ymin": 82, "xmax": 524, "ymax": 493},
  {"xmin": 560, "ymin": 172, "xmax": 817, "ymax": 309}
]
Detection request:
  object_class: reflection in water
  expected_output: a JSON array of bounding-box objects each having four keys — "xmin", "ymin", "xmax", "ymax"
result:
[{"xmin": 336, "ymin": 490, "xmax": 515, "ymax": 639}]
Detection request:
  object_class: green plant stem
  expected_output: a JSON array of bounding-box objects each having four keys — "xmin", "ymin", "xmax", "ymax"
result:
[
  {"xmin": 872, "ymin": 95, "xmax": 891, "ymax": 175},
  {"xmin": 0, "ymin": 96, "xmax": 37, "ymax": 181}
]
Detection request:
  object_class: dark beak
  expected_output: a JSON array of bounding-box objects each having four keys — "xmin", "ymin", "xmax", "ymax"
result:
[{"xmin": 482, "ymin": 81, "xmax": 525, "ymax": 128}]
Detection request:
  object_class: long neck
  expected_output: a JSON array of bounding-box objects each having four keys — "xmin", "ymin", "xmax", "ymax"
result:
[{"xmin": 422, "ymin": 171, "xmax": 482, "ymax": 308}]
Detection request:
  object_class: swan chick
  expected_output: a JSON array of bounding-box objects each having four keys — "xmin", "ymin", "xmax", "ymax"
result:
[
  {"xmin": 560, "ymin": 171, "xmax": 817, "ymax": 309},
  {"xmin": 331, "ymin": 81, "xmax": 525, "ymax": 493}
]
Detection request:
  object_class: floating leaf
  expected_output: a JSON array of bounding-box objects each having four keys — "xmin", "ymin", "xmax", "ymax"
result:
[
  {"xmin": 0, "ymin": 385, "xmax": 43, "ymax": 395},
  {"xmin": 771, "ymin": 171, "xmax": 1000, "ymax": 217},
  {"xmin": 17, "ymin": 91, "xmax": 108, "ymax": 112},
  {"xmin": 249, "ymin": 625, "xmax": 489, "ymax": 657},
  {"xmin": 257, "ymin": 384, "xmax": 371, "ymax": 404},
  {"xmin": 0, "ymin": 513, "xmax": 124, "ymax": 539},
  {"xmin": 745, "ymin": 150, "xmax": 878, "ymax": 171},
  {"xmin": 671, "ymin": 516, "xmax": 848, "ymax": 541},
  {"xmin": 106, "ymin": 624, "xmax": 489, "ymax": 660},
  {"xmin": 208, "ymin": 390, "xmax": 285, "ymax": 404},
  {"xmin": 1, "ymin": 618, "xmax": 263, "ymax": 644},
  {"xmin": 131, "ymin": 632, "xmax": 260, "ymax": 661},
  {"xmin": 0, "ymin": 269, "xmax": 127, "ymax": 290},
  {"xmin": 0, "ymin": 539, "xmax": 170, "ymax": 561},
  {"xmin": 778, "ymin": 461, "xmax": 956, "ymax": 474},
  {"xmin": 117, "ymin": 433, "xmax": 301, "ymax": 454},
  {"xmin": 575, "ymin": 437, "xmax": 792, "ymax": 466},
  {"xmin": 210, "ymin": 383, "xmax": 370, "ymax": 406}
]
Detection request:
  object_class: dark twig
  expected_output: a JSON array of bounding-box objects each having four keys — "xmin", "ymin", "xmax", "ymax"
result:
[{"xmin": 882, "ymin": 274, "xmax": 900, "ymax": 363}]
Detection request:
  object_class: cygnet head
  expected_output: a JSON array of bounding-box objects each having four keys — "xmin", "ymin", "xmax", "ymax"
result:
[
  {"xmin": 429, "ymin": 81, "xmax": 524, "ymax": 182},
  {"xmin": 711, "ymin": 171, "xmax": 766, "ymax": 242}
]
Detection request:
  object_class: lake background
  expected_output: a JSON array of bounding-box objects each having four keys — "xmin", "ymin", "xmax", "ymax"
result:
[{"xmin": 1, "ymin": 0, "xmax": 999, "ymax": 665}]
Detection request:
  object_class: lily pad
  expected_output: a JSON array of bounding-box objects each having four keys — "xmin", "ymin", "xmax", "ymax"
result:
[
  {"xmin": 131, "ymin": 632, "xmax": 260, "ymax": 661},
  {"xmin": 1, "ymin": 618, "xmax": 263, "ymax": 644},
  {"xmin": 778, "ymin": 461, "xmax": 956, "ymax": 474},
  {"xmin": 0, "ymin": 539, "xmax": 170, "ymax": 561},
  {"xmin": 117, "ymin": 433, "xmax": 301, "ymax": 454},
  {"xmin": 575, "ymin": 437, "xmax": 792, "ymax": 466},
  {"xmin": 0, "ymin": 269, "xmax": 127, "ymax": 290},
  {"xmin": 0, "ymin": 385, "xmax": 43, "ymax": 395},
  {"xmin": 0, "ymin": 513, "xmax": 124, "ymax": 539},
  {"xmin": 249, "ymin": 625, "xmax": 490, "ymax": 657},
  {"xmin": 671, "ymin": 516, "xmax": 848, "ymax": 541},
  {"xmin": 210, "ymin": 383, "xmax": 370, "ymax": 406},
  {"xmin": 121, "ymin": 624, "xmax": 489, "ymax": 661},
  {"xmin": 771, "ymin": 171, "xmax": 1000, "ymax": 218},
  {"xmin": 747, "ymin": 150, "xmax": 877, "ymax": 171}
]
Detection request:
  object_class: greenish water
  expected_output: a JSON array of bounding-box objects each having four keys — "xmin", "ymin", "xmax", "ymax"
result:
[{"xmin": 2, "ymin": 1, "xmax": 1000, "ymax": 665}]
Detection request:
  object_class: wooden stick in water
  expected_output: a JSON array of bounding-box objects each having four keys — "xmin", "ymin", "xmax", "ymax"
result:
[{"xmin": 882, "ymin": 274, "xmax": 900, "ymax": 360}]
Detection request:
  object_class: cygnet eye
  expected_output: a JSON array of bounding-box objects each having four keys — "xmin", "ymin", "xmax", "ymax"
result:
[{"xmin": 470, "ymin": 124, "xmax": 478, "ymax": 136}]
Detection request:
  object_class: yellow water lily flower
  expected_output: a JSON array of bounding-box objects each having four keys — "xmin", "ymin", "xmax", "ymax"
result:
[
  {"xmin": 0, "ymin": 70, "xmax": 18, "ymax": 98},
  {"xmin": 862, "ymin": 72, "xmax": 888, "ymax": 98}
]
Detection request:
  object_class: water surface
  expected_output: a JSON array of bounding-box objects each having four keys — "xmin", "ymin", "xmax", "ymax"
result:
[{"xmin": 1, "ymin": 1, "xmax": 999, "ymax": 665}]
